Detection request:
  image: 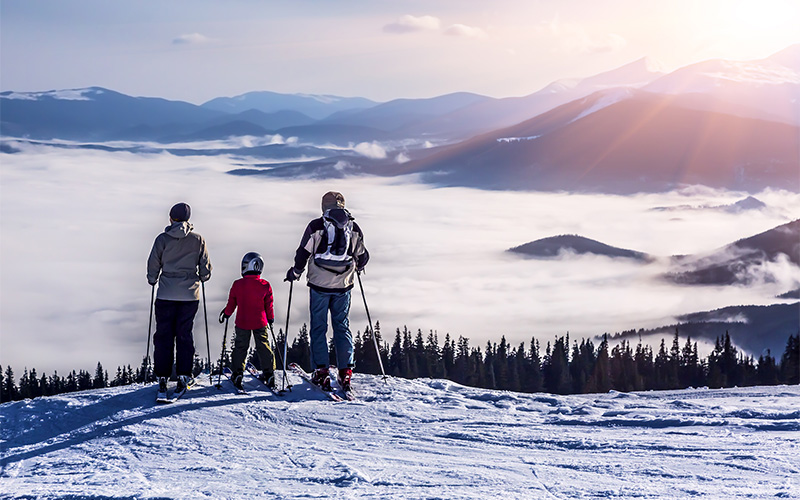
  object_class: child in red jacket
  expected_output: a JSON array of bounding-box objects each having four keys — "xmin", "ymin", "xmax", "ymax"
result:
[{"xmin": 219, "ymin": 252, "xmax": 276, "ymax": 390}]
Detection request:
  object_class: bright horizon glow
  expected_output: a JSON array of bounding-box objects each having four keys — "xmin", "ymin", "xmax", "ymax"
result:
[{"xmin": 1, "ymin": 0, "xmax": 798, "ymax": 103}]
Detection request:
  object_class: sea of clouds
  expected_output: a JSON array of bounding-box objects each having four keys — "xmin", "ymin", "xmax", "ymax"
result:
[{"xmin": 1, "ymin": 140, "xmax": 798, "ymax": 374}]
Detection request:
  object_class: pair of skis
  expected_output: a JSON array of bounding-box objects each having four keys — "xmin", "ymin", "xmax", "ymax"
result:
[
  {"xmin": 155, "ymin": 376, "xmax": 197, "ymax": 404},
  {"xmin": 221, "ymin": 364, "xmax": 285, "ymax": 397},
  {"xmin": 288, "ymin": 363, "xmax": 356, "ymax": 402}
]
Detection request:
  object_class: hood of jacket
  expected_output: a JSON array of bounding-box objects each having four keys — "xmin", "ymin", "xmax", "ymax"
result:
[{"xmin": 164, "ymin": 221, "xmax": 193, "ymax": 239}]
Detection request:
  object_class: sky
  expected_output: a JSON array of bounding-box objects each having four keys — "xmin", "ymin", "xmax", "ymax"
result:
[
  {"xmin": 2, "ymin": 0, "xmax": 799, "ymax": 103},
  {"xmin": 1, "ymin": 141, "xmax": 798, "ymax": 375}
]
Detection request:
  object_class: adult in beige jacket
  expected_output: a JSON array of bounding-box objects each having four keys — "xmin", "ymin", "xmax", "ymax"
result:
[{"xmin": 147, "ymin": 202, "xmax": 212, "ymax": 395}]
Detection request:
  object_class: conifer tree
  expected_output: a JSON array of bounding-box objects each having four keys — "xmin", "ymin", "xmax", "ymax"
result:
[
  {"xmin": 413, "ymin": 330, "xmax": 427, "ymax": 378},
  {"xmin": 451, "ymin": 336, "xmax": 469, "ymax": 385},
  {"xmin": 93, "ymin": 363, "xmax": 106, "ymax": 389},
  {"xmin": 288, "ymin": 323, "xmax": 311, "ymax": 370},
  {"xmin": 495, "ymin": 336, "xmax": 510, "ymax": 389},
  {"xmin": 527, "ymin": 338, "xmax": 543, "ymax": 393},
  {"xmin": 635, "ymin": 340, "xmax": 654, "ymax": 389},
  {"xmin": 721, "ymin": 332, "xmax": 742, "ymax": 387},
  {"xmin": 543, "ymin": 337, "xmax": 571, "ymax": 394},
  {"xmin": 388, "ymin": 328, "xmax": 404, "ymax": 377},
  {"xmin": 77, "ymin": 370, "xmax": 92, "ymax": 391},
  {"xmin": 441, "ymin": 334, "xmax": 455, "ymax": 379},
  {"xmin": 654, "ymin": 339, "xmax": 670, "ymax": 390},
  {"xmin": 779, "ymin": 334, "xmax": 799, "ymax": 384},
  {"xmin": 680, "ymin": 337, "xmax": 702, "ymax": 388},
  {"xmin": 667, "ymin": 329, "xmax": 681, "ymax": 389},
  {"xmin": 1, "ymin": 365, "xmax": 16, "ymax": 402},
  {"xmin": 403, "ymin": 328, "xmax": 417, "ymax": 378},
  {"xmin": 586, "ymin": 335, "xmax": 611, "ymax": 393}
]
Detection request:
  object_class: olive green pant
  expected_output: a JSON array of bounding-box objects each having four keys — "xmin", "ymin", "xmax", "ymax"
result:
[{"xmin": 231, "ymin": 326, "xmax": 275, "ymax": 378}]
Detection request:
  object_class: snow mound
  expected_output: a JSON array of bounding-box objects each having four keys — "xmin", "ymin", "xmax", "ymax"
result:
[{"xmin": 2, "ymin": 374, "xmax": 799, "ymax": 498}]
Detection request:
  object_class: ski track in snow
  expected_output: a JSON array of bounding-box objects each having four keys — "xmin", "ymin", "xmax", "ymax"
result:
[{"xmin": 1, "ymin": 375, "xmax": 799, "ymax": 499}]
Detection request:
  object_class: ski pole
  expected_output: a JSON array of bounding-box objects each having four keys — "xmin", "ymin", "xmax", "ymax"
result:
[
  {"xmin": 145, "ymin": 284, "xmax": 155, "ymax": 383},
  {"xmin": 284, "ymin": 281, "xmax": 293, "ymax": 374},
  {"xmin": 201, "ymin": 281, "xmax": 212, "ymax": 385},
  {"xmin": 284, "ymin": 281, "xmax": 293, "ymax": 385},
  {"xmin": 356, "ymin": 271, "xmax": 387, "ymax": 382},
  {"xmin": 215, "ymin": 317, "xmax": 229, "ymax": 389},
  {"xmin": 269, "ymin": 322, "xmax": 292, "ymax": 393}
]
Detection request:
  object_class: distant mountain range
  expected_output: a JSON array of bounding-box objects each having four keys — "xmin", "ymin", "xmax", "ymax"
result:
[
  {"xmin": 387, "ymin": 89, "xmax": 799, "ymax": 193},
  {"xmin": 2, "ymin": 44, "xmax": 798, "ymax": 194},
  {"xmin": 201, "ymin": 91, "xmax": 376, "ymax": 120}
]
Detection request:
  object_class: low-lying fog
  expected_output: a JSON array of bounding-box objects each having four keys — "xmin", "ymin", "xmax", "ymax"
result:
[{"xmin": 1, "ymin": 140, "xmax": 798, "ymax": 374}]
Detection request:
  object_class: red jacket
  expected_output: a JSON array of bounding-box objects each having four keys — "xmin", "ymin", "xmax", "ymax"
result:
[{"xmin": 223, "ymin": 275, "xmax": 275, "ymax": 329}]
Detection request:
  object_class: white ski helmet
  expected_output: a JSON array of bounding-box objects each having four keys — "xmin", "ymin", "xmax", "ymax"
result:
[{"xmin": 241, "ymin": 252, "xmax": 264, "ymax": 276}]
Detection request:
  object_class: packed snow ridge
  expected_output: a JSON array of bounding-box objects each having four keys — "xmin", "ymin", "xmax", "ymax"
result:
[{"xmin": 2, "ymin": 373, "xmax": 798, "ymax": 499}]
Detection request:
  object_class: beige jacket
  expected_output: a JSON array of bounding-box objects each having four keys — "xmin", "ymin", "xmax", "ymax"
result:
[{"xmin": 147, "ymin": 221, "xmax": 212, "ymax": 301}]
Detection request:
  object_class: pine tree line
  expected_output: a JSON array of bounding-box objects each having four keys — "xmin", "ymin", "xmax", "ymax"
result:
[
  {"xmin": 3, "ymin": 326, "xmax": 798, "ymax": 403},
  {"xmin": 1, "ymin": 355, "xmax": 209, "ymax": 403},
  {"xmin": 274, "ymin": 324, "xmax": 800, "ymax": 395}
]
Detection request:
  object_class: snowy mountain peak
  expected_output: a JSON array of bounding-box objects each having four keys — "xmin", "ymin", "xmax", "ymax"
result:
[
  {"xmin": 578, "ymin": 56, "xmax": 666, "ymax": 89},
  {"xmin": 0, "ymin": 87, "xmax": 107, "ymax": 101},
  {"xmin": 296, "ymin": 93, "xmax": 346, "ymax": 104}
]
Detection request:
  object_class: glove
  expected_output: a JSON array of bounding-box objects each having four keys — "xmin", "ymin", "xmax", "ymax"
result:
[
  {"xmin": 285, "ymin": 267, "xmax": 301, "ymax": 282},
  {"xmin": 148, "ymin": 280, "xmax": 157, "ymax": 286},
  {"xmin": 219, "ymin": 310, "xmax": 230, "ymax": 324},
  {"xmin": 268, "ymin": 319, "xmax": 274, "ymax": 327}
]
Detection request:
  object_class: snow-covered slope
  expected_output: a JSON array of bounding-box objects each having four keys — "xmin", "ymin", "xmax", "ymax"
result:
[{"xmin": 2, "ymin": 373, "xmax": 798, "ymax": 499}]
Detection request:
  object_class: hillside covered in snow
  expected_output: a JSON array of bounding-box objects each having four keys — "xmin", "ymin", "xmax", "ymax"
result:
[{"xmin": 2, "ymin": 373, "xmax": 799, "ymax": 499}]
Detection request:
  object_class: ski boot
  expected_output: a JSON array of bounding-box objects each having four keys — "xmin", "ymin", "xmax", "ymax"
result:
[
  {"xmin": 311, "ymin": 367, "xmax": 332, "ymax": 391},
  {"xmin": 338, "ymin": 368, "xmax": 352, "ymax": 392},
  {"xmin": 232, "ymin": 374, "xmax": 245, "ymax": 392},
  {"xmin": 175, "ymin": 375, "xmax": 190, "ymax": 395},
  {"xmin": 157, "ymin": 377, "xmax": 168, "ymax": 399},
  {"xmin": 260, "ymin": 371, "xmax": 276, "ymax": 390}
]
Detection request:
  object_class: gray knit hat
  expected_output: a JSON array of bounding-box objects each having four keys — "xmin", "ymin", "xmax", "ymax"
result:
[{"xmin": 321, "ymin": 191, "xmax": 345, "ymax": 212}]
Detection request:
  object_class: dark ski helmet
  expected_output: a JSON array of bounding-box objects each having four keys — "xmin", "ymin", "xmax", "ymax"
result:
[{"xmin": 241, "ymin": 252, "xmax": 264, "ymax": 276}]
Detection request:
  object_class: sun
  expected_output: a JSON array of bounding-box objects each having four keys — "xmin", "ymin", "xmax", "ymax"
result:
[
  {"xmin": 731, "ymin": 0, "xmax": 795, "ymax": 33},
  {"xmin": 696, "ymin": 0, "xmax": 800, "ymax": 58}
]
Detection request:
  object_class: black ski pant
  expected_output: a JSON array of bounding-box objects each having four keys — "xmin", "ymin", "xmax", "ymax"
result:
[{"xmin": 153, "ymin": 299, "xmax": 198, "ymax": 378}]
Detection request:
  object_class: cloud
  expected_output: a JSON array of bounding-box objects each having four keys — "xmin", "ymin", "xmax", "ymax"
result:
[
  {"xmin": 538, "ymin": 16, "xmax": 627, "ymax": 54},
  {"xmin": 172, "ymin": 33, "xmax": 211, "ymax": 45},
  {"xmin": 353, "ymin": 141, "xmax": 387, "ymax": 159},
  {"xmin": 580, "ymin": 33, "xmax": 627, "ymax": 54},
  {"xmin": 383, "ymin": 15, "xmax": 441, "ymax": 34},
  {"xmin": 2, "ymin": 140, "xmax": 800, "ymax": 375},
  {"xmin": 443, "ymin": 24, "xmax": 488, "ymax": 39}
]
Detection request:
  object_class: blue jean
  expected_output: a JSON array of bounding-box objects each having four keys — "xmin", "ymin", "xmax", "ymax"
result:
[{"xmin": 309, "ymin": 288, "xmax": 354, "ymax": 369}]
